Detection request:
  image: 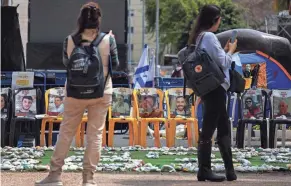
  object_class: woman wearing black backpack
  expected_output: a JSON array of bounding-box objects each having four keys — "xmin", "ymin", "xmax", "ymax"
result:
[
  {"xmin": 187, "ymin": 5, "xmax": 238, "ymax": 182},
  {"xmin": 35, "ymin": 2, "xmax": 119, "ymax": 186}
]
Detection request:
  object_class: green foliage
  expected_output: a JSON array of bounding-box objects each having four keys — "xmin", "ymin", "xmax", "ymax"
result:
[
  {"xmin": 145, "ymin": 0, "xmax": 246, "ymax": 53},
  {"xmin": 273, "ymin": 0, "xmax": 290, "ymax": 12}
]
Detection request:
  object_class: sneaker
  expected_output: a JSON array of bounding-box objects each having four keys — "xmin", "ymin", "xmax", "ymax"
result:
[
  {"xmin": 82, "ymin": 171, "xmax": 96, "ymax": 186},
  {"xmin": 82, "ymin": 183, "xmax": 97, "ymax": 186},
  {"xmin": 35, "ymin": 172, "xmax": 63, "ymax": 186}
]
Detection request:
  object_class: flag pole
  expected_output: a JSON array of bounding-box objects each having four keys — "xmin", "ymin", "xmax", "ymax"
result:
[{"xmin": 155, "ymin": 0, "xmax": 159, "ymax": 77}]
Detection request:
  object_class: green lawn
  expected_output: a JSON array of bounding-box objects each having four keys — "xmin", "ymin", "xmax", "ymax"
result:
[{"xmin": 38, "ymin": 150, "xmax": 289, "ymax": 168}]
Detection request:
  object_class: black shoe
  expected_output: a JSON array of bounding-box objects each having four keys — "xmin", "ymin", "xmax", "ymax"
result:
[
  {"xmin": 226, "ymin": 170, "xmax": 237, "ymax": 181},
  {"xmin": 197, "ymin": 140, "xmax": 226, "ymax": 182},
  {"xmin": 217, "ymin": 136, "xmax": 237, "ymax": 181},
  {"xmin": 197, "ymin": 167, "xmax": 225, "ymax": 182}
]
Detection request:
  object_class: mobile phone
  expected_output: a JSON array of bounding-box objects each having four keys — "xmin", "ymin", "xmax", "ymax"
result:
[{"xmin": 230, "ymin": 30, "xmax": 238, "ymax": 43}]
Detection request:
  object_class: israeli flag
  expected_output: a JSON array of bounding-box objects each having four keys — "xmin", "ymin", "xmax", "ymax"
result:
[{"xmin": 133, "ymin": 45, "xmax": 154, "ymax": 89}]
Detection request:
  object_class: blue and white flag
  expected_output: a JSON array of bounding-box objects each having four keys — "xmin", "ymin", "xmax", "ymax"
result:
[{"xmin": 133, "ymin": 45, "xmax": 154, "ymax": 89}]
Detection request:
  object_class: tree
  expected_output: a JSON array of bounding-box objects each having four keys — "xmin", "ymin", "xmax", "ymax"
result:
[
  {"xmin": 145, "ymin": 0, "xmax": 246, "ymax": 55},
  {"xmin": 273, "ymin": 0, "xmax": 290, "ymax": 12}
]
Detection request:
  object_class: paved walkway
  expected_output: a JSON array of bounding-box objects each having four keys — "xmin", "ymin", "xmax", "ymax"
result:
[{"xmin": 2, "ymin": 172, "xmax": 291, "ymax": 186}]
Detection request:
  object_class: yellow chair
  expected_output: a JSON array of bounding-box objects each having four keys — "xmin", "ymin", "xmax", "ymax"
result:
[
  {"xmin": 39, "ymin": 88, "xmax": 72, "ymax": 146},
  {"xmin": 107, "ymin": 88, "xmax": 138, "ymax": 147},
  {"xmin": 165, "ymin": 88, "xmax": 199, "ymax": 147},
  {"xmin": 133, "ymin": 88, "xmax": 167, "ymax": 147},
  {"xmin": 40, "ymin": 87, "xmax": 85, "ymax": 147}
]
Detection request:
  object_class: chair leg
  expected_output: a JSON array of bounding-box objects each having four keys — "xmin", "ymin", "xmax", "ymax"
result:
[
  {"xmin": 171, "ymin": 121, "xmax": 177, "ymax": 147},
  {"xmin": 9, "ymin": 119, "xmax": 16, "ymax": 147},
  {"xmin": 48, "ymin": 122, "xmax": 53, "ymax": 147},
  {"xmin": 193, "ymin": 119, "xmax": 199, "ymax": 147},
  {"xmin": 229, "ymin": 119, "xmax": 234, "ymax": 147},
  {"xmin": 133, "ymin": 120, "xmax": 139, "ymax": 145},
  {"xmin": 282, "ymin": 124, "xmax": 287, "ymax": 148},
  {"xmin": 128, "ymin": 122, "xmax": 134, "ymax": 146},
  {"xmin": 247, "ymin": 123, "xmax": 252, "ymax": 147},
  {"xmin": 153, "ymin": 121, "xmax": 161, "ymax": 147},
  {"xmin": 274, "ymin": 124, "xmax": 279, "ymax": 148},
  {"xmin": 186, "ymin": 122, "xmax": 193, "ymax": 147},
  {"xmin": 269, "ymin": 120, "xmax": 276, "ymax": 148},
  {"xmin": 1, "ymin": 119, "xmax": 6, "ymax": 147},
  {"xmin": 80, "ymin": 122, "xmax": 86, "ymax": 147},
  {"xmin": 34, "ymin": 120, "xmax": 41, "ymax": 146},
  {"xmin": 260, "ymin": 120, "xmax": 268, "ymax": 149},
  {"xmin": 165, "ymin": 121, "xmax": 170, "ymax": 147},
  {"xmin": 40, "ymin": 119, "xmax": 47, "ymax": 147},
  {"xmin": 140, "ymin": 121, "xmax": 147, "ymax": 147},
  {"xmin": 74, "ymin": 123, "xmax": 81, "ymax": 147},
  {"xmin": 236, "ymin": 120, "xmax": 245, "ymax": 148},
  {"xmin": 108, "ymin": 120, "xmax": 115, "ymax": 147}
]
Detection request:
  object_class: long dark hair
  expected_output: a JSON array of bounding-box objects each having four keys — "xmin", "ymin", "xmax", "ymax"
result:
[
  {"xmin": 188, "ymin": 5, "xmax": 221, "ymax": 45},
  {"xmin": 74, "ymin": 2, "xmax": 102, "ymax": 36}
]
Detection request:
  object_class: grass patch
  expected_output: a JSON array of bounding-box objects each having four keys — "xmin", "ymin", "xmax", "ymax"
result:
[{"xmin": 38, "ymin": 150, "xmax": 289, "ymax": 169}]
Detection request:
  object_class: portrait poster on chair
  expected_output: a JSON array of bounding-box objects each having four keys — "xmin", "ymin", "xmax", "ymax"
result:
[
  {"xmin": 137, "ymin": 88, "xmax": 161, "ymax": 118},
  {"xmin": 111, "ymin": 88, "xmax": 132, "ymax": 118},
  {"xmin": 242, "ymin": 89, "xmax": 264, "ymax": 119},
  {"xmin": 47, "ymin": 88, "xmax": 65, "ymax": 116},
  {"xmin": 1, "ymin": 88, "xmax": 10, "ymax": 118},
  {"xmin": 15, "ymin": 89, "xmax": 37, "ymax": 117},
  {"xmin": 272, "ymin": 90, "xmax": 291, "ymax": 119},
  {"xmin": 168, "ymin": 89, "xmax": 192, "ymax": 118}
]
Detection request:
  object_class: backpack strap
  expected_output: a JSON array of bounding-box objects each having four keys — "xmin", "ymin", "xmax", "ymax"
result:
[
  {"xmin": 91, "ymin": 32, "xmax": 107, "ymax": 47},
  {"xmin": 194, "ymin": 32, "xmax": 206, "ymax": 52}
]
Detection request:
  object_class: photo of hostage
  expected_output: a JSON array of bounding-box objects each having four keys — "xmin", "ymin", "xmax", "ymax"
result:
[
  {"xmin": 112, "ymin": 95, "xmax": 130, "ymax": 117},
  {"xmin": 17, "ymin": 96, "xmax": 35, "ymax": 116},
  {"xmin": 274, "ymin": 100, "xmax": 291, "ymax": 119},
  {"xmin": 243, "ymin": 97, "xmax": 263, "ymax": 119},
  {"xmin": 139, "ymin": 95, "xmax": 162, "ymax": 118},
  {"xmin": 172, "ymin": 96, "xmax": 191, "ymax": 117},
  {"xmin": 50, "ymin": 96, "xmax": 64, "ymax": 114},
  {"xmin": 148, "ymin": 96, "xmax": 191, "ymax": 139}
]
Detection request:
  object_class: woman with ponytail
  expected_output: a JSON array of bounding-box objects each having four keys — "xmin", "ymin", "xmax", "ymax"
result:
[
  {"xmin": 35, "ymin": 2, "xmax": 119, "ymax": 186},
  {"xmin": 183, "ymin": 4, "xmax": 238, "ymax": 182}
]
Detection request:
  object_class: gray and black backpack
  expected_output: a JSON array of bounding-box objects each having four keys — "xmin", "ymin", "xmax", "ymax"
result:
[{"xmin": 66, "ymin": 32, "xmax": 109, "ymax": 99}]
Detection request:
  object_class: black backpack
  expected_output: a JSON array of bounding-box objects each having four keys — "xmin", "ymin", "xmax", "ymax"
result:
[
  {"xmin": 179, "ymin": 33, "xmax": 225, "ymax": 97},
  {"xmin": 66, "ymin": 32, "xmax": 109, "ymax": 99}
]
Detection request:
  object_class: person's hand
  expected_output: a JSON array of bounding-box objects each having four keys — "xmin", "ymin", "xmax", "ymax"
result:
[
  {"xmin": 109, "ymin": 30, "xmax": 115, "ymax": 38},
  {"xmin": 228, "ymin": 39, "xmax": 237, "ymax": 54},
  {"xmin": 224, "ymin": 39, "xmax": 230, "ymax": 52}
]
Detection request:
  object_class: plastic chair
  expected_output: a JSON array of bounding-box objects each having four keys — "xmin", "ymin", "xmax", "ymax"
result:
[
  {"xmin": 236, "ymin": 89, "xmax": 269, "ymax": 148},
  {"xmin": 107, "ymin": 88, "xmax": 138, "ymax": 147},
  {"xmin": 40, "ymin": 87, "xmax": 73, "ymax": 146},
  {"xmin": 268, "ymin": 89, "xmax": 291, "ymax": 148},
  {"xmin": 165, "ymin": 88, "xmax": 198, "ymax": 147},
  {"xmin": 9, "ymin": 88, "xmax": 42, "ymax": 147},
  {"xmin": 133, "ymin": 88, "xmax": 167, "ymax": 147}
]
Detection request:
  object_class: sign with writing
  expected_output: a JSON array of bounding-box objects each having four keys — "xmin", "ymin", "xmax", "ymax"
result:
[{"xmin": 12, "ymin": 72, "xmax": 34, "ymax": 89}]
